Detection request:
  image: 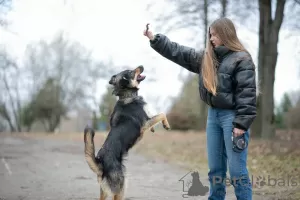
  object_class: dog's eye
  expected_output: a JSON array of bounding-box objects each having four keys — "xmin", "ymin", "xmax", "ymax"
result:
[{"xmin": 122, "ymin": 76, "xmax": 128, "ymax": 80}]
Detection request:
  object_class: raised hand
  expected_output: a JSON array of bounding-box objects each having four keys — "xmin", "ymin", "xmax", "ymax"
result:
[{"xmin": 143, "ymin": 23, "xmax": 154, "ymax": 40}]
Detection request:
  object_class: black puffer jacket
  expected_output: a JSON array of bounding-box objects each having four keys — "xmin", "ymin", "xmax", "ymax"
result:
[{"xmin": 149, "ymin": 34, "xmax": 257, "ymax": 131}]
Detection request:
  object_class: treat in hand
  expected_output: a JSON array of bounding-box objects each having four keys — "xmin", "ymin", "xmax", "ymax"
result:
[{"xmin": 143, "ymin": 23, "xmax": 154, "ymax": 40}]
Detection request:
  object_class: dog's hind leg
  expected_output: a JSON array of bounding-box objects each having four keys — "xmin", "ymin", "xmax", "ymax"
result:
[
  {"xmin": 141, "ymin": 113, "xmax": 171, "ymax": 134},
  {"xmin": 112, "ymin": 183, "xmax": 125, "ymax": 200},
  {"xmin": 112, "ymin": 172, "xmax": 126, "ymax": 200},
  {"xmin": 112, "ymin": 189, "xmax": 124, "ymax": 200},
  {"xmin": 100, "ymin": 187, "xmax": 108, "ymax": 200}
]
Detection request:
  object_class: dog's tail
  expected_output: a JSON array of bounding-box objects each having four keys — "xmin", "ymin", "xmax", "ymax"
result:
[{"xmin": 84, "ymin": 127, "xmax": 103, "ymax": 177}]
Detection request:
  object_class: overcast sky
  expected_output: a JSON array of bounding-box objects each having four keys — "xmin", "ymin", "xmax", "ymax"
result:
[{"xmin": 0, "ymin": 0, "xmax": 299, "ymax": 114}]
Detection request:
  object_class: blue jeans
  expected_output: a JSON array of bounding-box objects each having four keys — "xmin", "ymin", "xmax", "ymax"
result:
[{"xmin": 206, "ymin": 107, "xmax": 252, "ymax": 200}]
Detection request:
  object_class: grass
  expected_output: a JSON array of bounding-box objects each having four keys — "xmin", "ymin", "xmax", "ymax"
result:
[{"xmin": 14, "ymin": 129, "xmax": 300, "ymax": 199}]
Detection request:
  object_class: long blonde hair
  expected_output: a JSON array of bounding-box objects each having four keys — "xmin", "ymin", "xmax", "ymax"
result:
[{"xmin": 201, "ymin": 17, "xmax": 247, "ymax": 96}]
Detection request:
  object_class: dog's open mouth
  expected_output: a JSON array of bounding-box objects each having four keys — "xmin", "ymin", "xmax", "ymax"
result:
[
  {"xmin": 135, "ymin": 65, "xmax": 146, "ymax": 82},
  {"xmin": 137, "ymin": 74, "xmax": 146, "ymax": 82}
]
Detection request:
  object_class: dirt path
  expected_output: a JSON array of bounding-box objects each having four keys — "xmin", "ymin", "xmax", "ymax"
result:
[{"xmin": 0, "ymin": 134, "xmax": 266, "ymax": 200}]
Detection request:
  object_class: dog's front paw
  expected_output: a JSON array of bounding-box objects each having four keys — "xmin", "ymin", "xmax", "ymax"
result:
[
  {"xmin": 163, "ymin": 121, "xmax": 171, "ymax": 130},
  {"xmin": 163, "ymin": 125, "xmax": 171, "ymax": 130}
]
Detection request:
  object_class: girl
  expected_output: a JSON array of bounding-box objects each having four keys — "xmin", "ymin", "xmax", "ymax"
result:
[{"xmin": 143, "ymin": 17, "xmax": 257, "ymax": 200}]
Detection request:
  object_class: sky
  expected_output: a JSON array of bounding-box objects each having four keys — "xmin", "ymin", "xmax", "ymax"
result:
[{"xmin": 0, "ymin": 0, "xmax": 299, "ymax": 115}]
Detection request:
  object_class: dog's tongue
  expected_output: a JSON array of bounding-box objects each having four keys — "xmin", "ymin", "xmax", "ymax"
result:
[{"xmin": 137, "ymin": 75, "xmax": 145, "ymax": 80}]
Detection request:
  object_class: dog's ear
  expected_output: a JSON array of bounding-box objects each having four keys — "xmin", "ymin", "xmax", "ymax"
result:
[{"xmin": 109, "ymin": 75, "xmax": 116, "ymax": 85}]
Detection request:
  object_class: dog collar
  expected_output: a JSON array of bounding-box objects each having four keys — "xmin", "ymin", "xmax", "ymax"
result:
[{"xmin": 118, "ymin": 96, "xmax": 143, "ymax": 104}]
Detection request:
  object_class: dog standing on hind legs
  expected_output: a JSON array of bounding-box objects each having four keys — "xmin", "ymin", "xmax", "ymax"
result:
[{"xmin": 84, "ymin": 65, "xmax": 171, "ymax": 200}]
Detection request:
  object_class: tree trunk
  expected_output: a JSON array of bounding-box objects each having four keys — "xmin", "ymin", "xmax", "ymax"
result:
[
  {"xmin": 252, "ymin": 0, "xmax": 286, "ymax": 138},
  {"xmin": 48, "ymin": 115, "xmax": 60, "ymax": 133},
  {"xmin": 220, "ymin": 0, "xmax": 228, "ymax": 17}
]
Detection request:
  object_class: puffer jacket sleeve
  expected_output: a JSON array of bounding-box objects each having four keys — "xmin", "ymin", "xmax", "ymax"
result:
[
  {"xmin": 232, "ymin": 58, "xmax": 257, "ymax": 131},
  {"xmin": 149, "ymin": 34, "xmax": 203, "ymax": 74}
]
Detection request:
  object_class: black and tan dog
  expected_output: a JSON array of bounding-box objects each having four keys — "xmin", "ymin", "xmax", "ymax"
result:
[{"xmin": 84, "ymin": 65, "xmax": 170, "ymax": 200}]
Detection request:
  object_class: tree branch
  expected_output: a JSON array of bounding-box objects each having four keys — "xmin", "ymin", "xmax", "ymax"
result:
[
  {"xmin": 259, "ymin": 0, "xmax": 272, "ymax": 43},
  {"xmin": 220, "ymin": 0, "xmax": 228, "ymax": 17},
  {"xmin": 273, "ymin": 0, "xmax": 286, "ymax": 32},
  {"xmin": 3, "ymin": 73, "xmax": 19, "ymax": 131}
]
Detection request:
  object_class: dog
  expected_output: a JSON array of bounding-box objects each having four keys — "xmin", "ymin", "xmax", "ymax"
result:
[{"xmin": 84, "ymin": 65, "xmax": 171, "ymax": 200}]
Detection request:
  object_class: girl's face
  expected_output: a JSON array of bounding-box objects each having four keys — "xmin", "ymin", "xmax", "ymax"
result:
[{"xmin": 209, "ymin": 28, "xmax": 223, "ymax": 48}]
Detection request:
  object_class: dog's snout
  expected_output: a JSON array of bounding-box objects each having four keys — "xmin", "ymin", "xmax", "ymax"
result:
[{"xmin": 135, "ymin": 65, "xmax": 144, "ymax": 74}]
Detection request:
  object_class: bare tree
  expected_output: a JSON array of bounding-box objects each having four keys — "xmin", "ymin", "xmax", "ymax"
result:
[
  {"xmin": 220, "ymin": 0, "xmax": 228, "ymax": 17},
  {"xmin": 251, "ymin": 0, "xmax": 287, "ymax": 138},
  {"xmin": 23, "ymin": 31, "xmax": 117, "ymax": 132},
  {"xmin": 0, "ymin": 48, "xmax": 23, "ymax": 132},
  {"xmin": 0, "ymin": 116, "xmax": 7, "ymax": 131},
  {"xmin": 284, "ymin": 96, "xmax": 300, "ymax": 129}
]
